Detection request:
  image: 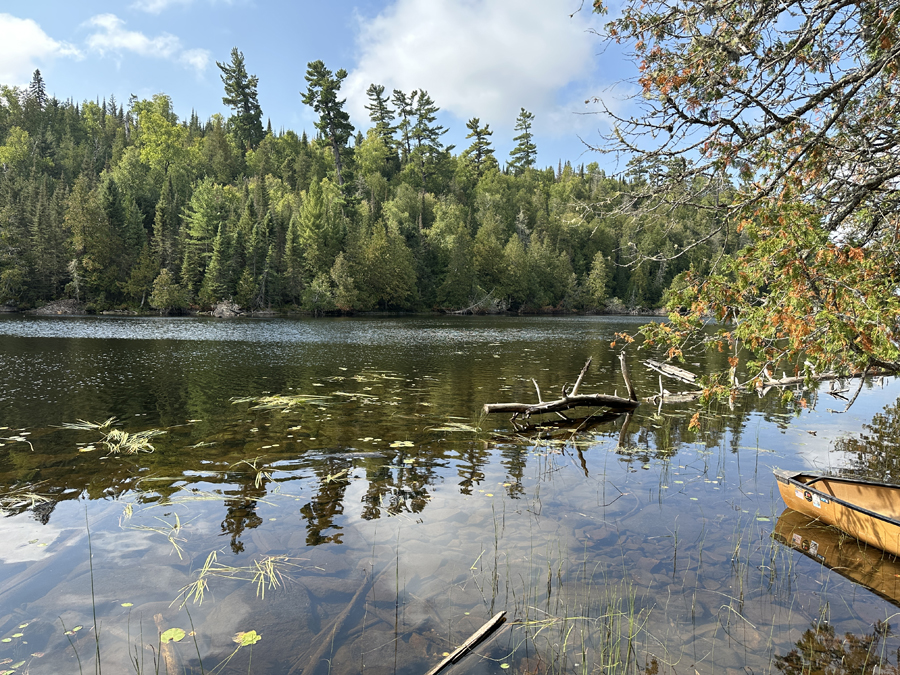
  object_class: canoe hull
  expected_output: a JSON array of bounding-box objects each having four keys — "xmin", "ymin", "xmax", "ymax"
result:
[{"xmin": 774, "ymin": 468, "xmax": 900, "ymax": 558}]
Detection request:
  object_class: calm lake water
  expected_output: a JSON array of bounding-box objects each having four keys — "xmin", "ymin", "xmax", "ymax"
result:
[{"xmin": 1, "ymin": 314, "xmax": 899, "ymax": 675}]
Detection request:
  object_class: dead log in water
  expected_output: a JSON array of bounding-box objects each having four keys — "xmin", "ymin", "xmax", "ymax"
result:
[{"xmin": 482, "ymin": 358, "xmax": 639, "ymax": 423}]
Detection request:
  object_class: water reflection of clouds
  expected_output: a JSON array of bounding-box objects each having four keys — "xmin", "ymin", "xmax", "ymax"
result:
[
  {"xmin": 787, "ymin": 379, "xmax": 900, "ymax": 470},
  {"xmin": 0, "ymin": 515, "xmax": 63, "ymax": 563}
]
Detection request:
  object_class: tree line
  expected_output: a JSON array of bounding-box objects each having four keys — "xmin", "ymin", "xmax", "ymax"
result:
[{"xmin": 0, "ymin": 51, "xmax": 730, "ymax": 315}]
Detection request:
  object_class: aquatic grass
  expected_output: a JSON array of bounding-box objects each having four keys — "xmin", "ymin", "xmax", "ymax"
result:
[
  {"xmin": 174, "ymin": 551, "xmax": 306, "ymax": 607},
  {"xmin": 0, "ymin": 483, "xmax": 52, "ymax": 514},
  {"xmin": 231, "ymin": 457, "xmax": 272, "ymax": 489},
  {"xmin": 127, "ymin": 513, "xmax": 188, "ymax": 559},
  {"xmin": 58, "ymin": 418, "xmax": 118, "ymax": 431},
  {"xmin": 102, "ymin": 428, "xmax": 166, "ymax": 455},
  {"xmin": 230, "ymin": 393, "xmax": 329, "ymax": 411},
  {"xmin": 57, "ymin": 417, "xmax": 165, "ymax": 454}
]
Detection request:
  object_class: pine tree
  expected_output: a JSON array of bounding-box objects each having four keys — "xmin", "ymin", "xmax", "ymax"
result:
[
  {"xmin": 391, "ymin": 89, "xmax": 416, "ymax": 164},
  {"xmin": 410, "ymin": 90, "xmax": 449, "ymax": 191},
  {"xmin": 302, "ymin": 60, "xmax": 354, "ymax": 186},
  {"xmin": 508, "ymin": 108, "xmax": 536, "ymax": 174},
  {"xmin": 217, "ymin": 47, "xmax": 265, "ymax": 153},
  {"xmin": 365, "ymin": 84, "xmax": 396, "ymax": 148},
  {"xmin": 463, "ymin": 117, "xmax": 496, "ymax": 177}
]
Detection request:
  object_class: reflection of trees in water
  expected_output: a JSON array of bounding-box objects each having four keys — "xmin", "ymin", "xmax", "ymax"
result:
[
  {"xmin": 500, "ymin": 446, "xmax": 526, "ymax": 498},
  {"xmin": 299, "ymin": 457, "xmax": 352, "ymax": 546},
  {"xmin": 774, "ymin": 620, "xmax": 900, "ymax": 675},
  {"xmin": 833, "ymin": 400, "xmax": 900, "ymax": 482},
  {"xmin": 457, "ymin": 444, "xmax": 490, "ymax": 495},
  {"xmin": 360, "ymin": 452, "xmax": 431, "ymax": 520},
  {"xmin": 220, "ymin": 469, "xmax": 269, "ymax": 554}
]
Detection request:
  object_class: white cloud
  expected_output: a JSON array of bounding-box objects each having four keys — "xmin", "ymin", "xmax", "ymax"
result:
[
  {"xmin": 180, "ymin": 48, "xmax": 211, "ymax": 72},
  {"xmin": 131, "ymin": 0, "xmax": 193, "ymax": 13},
  {"xmin": 130, "ymin": 0, "xmax": 237, "ymax": 14},
  {"xmin": 85, "ymin": 14, "xmax": 211, "ymax": 73},
  {"xmin": 345, "ymin": 0, "xmax": 603, "ymax": 136},
  {"xmin": 0, "ymin": 13, "xmax": 81, "ymax": 86}
]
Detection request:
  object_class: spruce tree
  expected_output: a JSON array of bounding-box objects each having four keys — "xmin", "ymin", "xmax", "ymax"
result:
[
  {"xmin": 508, "ymin": 108, "xmax": 536, "ymax": 174},
  {"xmin": 27, "ymin": 70, "xmax": 47, "ymax": 110},
  {"xmin": 302, "ymin": 60, "xmax": 354, "ymax": 186},
  {"xmin": 217, "ymin": 47, "xmax": 265, "ymax": 153}
]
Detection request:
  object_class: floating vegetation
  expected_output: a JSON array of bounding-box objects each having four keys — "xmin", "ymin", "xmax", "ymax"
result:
[
  {"xmin": 231, "ymin": 393, "xmax": 330, "ymax": 411},
  {"xmin": 127, "ymin": 513, "xmax": 188, "ymax": 558},
  {"xmin": 232, "ymin": 458, "xmax": 273, "ymax": 489},
  {"xmin": 0, "ymin": 483, "xmax": 52, "ymax": 514},
  {"xmin": 103, "ymin": 428, "xmax": 166, "ymax": 454},
  {"xmin": 0, "ymin": 432, "xmax": 34, "ymax": 451},
  {"xmin": 175, "ymin": 551, "xmax": 305, "ymax": 607},
  {"xmin": 429, "ymin": 422, "xmax": 480, "ymax": 433},
  {"xmin": 58, "ymin": 417, "xmax": 117, "ymax": 431},
  {"xmin": 58, "ymin": 418, "xmax": 165, "ymax": 454}
]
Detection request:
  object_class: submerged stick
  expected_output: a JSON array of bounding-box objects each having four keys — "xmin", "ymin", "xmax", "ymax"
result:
[
  {"xmin": 291, "ymin": 572, "xmax": 374, "ymax": 675},
  {"xmin": 153, "ymin": 613, "xmax": 178, "ymax": 675},
  {"xmin": 424, "ymin": 611, "xmax": 507, "ymax": 675}
]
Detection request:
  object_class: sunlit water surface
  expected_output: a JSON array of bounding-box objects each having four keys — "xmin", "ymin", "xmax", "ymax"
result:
[{"xmin": 1, "ymin": 314, "xmax": 898, "ymax": 675}]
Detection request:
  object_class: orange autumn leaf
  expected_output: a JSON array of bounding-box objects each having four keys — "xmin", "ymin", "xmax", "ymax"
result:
[{"xmin": 688, "ymin": 412, "xmax": 701, "ymax": 432}]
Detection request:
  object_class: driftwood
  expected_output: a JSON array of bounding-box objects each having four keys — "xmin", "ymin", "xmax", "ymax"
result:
[
  {"xmin": 644, "ymin": 359, "xmax": 698, "ymax": 386},
  {"xmin": 643, "ymin": 359, "xmax": 893, "ymax": 407},
  {"xmin": 423, "ymin": 612, "xmax": 507, "ymax": 675},
  {"xmin": 483, "ymin": 358, "xmax": 639, "ymax": 425}
]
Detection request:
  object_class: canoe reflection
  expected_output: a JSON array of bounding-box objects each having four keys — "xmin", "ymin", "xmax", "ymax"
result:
[{"xmin": 773, "ymin": 508, "xmax": 900, "ymax": 607}]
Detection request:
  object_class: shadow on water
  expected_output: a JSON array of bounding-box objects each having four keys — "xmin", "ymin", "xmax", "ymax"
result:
[{"xmin": 1, "ymin": 314, "xmax": 900, "ymax": 673}]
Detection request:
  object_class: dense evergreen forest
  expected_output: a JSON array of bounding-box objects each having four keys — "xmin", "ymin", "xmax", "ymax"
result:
[{"xmin": 0, "ymin": 52, "xmax": 731, "ymax": 315}]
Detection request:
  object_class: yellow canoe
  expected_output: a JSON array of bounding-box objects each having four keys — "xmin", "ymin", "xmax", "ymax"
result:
[{"xmin": 773, "ymin": 468, "xmax": 900, "ymax": 558}]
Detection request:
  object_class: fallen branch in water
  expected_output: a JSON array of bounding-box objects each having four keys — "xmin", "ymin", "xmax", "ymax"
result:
[
  {"xmin": 482, "ymin": 358, "xmax": 639, "ymax": 427},
  {"xmin": 643, "ymin": 359, "xmax": 893, "ymax": 406},
  {"xmin": 423, "ymin": 611, "xmax": 508, "ymax": 675}
]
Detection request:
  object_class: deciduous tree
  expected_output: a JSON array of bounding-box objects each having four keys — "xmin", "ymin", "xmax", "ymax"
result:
[{"xmin": 592, "ymin": 0, "xmax": 900, "ymax": 386}]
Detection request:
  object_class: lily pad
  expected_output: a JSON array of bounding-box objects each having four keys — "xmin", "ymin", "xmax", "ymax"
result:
[
  {"xmin": 233, "ymin": 630, "xmax": 261, "ymax": 646},
  {"xmin": 160, "ymin": 628, "xmax": 185, "ymax": 643}
]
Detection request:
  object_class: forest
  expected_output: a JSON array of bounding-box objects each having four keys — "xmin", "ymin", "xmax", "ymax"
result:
[{"xmin": 0, "ymin": 51, "xmax": 729, "ymax": 315}]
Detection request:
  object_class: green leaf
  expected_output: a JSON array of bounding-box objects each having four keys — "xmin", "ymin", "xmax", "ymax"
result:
[
  {"xmin": 234, "ymin": 630, "xmax": 261, "ymax": 646},
  {"xmin": 160, "ymin": 628, "xmax": 186, "ymax": 643}
]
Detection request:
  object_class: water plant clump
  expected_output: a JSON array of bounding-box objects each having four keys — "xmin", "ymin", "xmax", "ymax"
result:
[
  {"xmin": 230, "ymin": 393, "xmax": 330, "ymax": 411},
  {"xmin": 102, "ymin": 428, "xmax": 166, "ymax": 454},
  {"xmin": 57, "ymin": 417, "xmax": 166, "ymax": 454}
]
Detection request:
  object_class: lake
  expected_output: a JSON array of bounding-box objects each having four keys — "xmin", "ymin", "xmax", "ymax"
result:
[{"xmin": 0, "ymin": 314, "xmax": 898, "ymax": 675}]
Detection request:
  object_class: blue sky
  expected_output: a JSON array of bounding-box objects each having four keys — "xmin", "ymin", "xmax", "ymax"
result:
[{"xmin": 0, "ymin": 0, "xmax": 634, "ymax": 170}]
